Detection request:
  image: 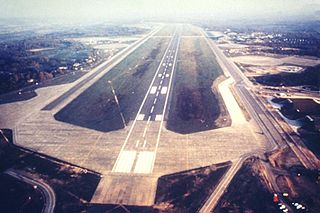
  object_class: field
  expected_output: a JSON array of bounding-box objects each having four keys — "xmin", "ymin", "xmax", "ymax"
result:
[
  {"xmin": 180, "ymin": 24, "xmax": 204, "ymax": 36},
  {"xmin": 231, "ymin": 55, "xmax": 320, "ymax": 67},
  {"xmin": 154, "ymin": 162, "xmax": 231, "ymax": 212},
  {"xmin": 167, "ymin": 37, "xmax": 229, "ymax": 133},
  {"xmin": 85, "ymin": 162, "xmax": 231, "ymax": 213},
  {"xmin": 154, "ymin": 25, "xmax": 176, "ymax": 36},
  {"xmin": 0, "ymin": 70, "xmax": 86, "ymax": 104},
  {"xmin": 214, "ymin": 158, "xmax": 279, "ymax": 213},
  {"xmin": 55, "ymin": 37, "xmax": 170, "ymax": 132},
  {"xmin": 253, "ymin": 65, "xmax": 320, "ymax": 90}
]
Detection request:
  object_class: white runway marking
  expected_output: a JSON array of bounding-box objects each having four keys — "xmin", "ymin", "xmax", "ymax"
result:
[
  {"xmin": 161, "ymin": 86, "xmax": 168, "ymax": 94},
  {"xmin": 151, "ymin": 36, "xmax": 181, "ymax": 173},
  {"xmin": 153, "ymin": 98, "xmax": 157, "ymax": 104},
  {"xmin": 162, "ymin": 63, "xmax": 166, "ymax": 66},
  {"xmin": 150, "ymin": 106, "xmax": 154, "ymax": 113},
  {"xmin": 156, "ymin": 91, "xmax": 159, "ymax": 97},
  {"xmin": 137, "ymin": 114, "xmax": 145, "ymax": 121},
  {"xmin": 165, "ymin": 74, "xmax": 170, "ymax": 77},
  {"xmin": 169, "ymin": 63, "xmax": 172, "ymax": 67},
  {"xmin": 113, "ymin": 151, "xmax": 136, "ymax": 173},
  {"xmin": 111, "ymin": 32, "xmax": 176, "ymax": 174},
  {"xmin": 135, "ymin": 140, "xmax": 140, "ymax": 148},
  {"xmin": 133, "ymin": 151, "xmax": 155, "ymax": 174},
  {"xmin": 158, "ymin": 74, "xmax": 162, "ymax": 77},
  {"xmin": 142, "ymin": 127, "xmax": 147, "ymax": 137},
  {"xmin": 150, "ymin": 86, "xmax": 157, "ymax": 94},
  {"xmin": 143, "ymin": 140, "xmax": 147, "ymax": 148},
  {"xmin": 155, "ymin": 114, "xmax": 162, "ymax": 121}
]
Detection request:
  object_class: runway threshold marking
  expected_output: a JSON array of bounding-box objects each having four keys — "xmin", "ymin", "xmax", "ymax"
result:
[
  {"xmin": 133, "ymin": 151, "xmax": 155, "ymax": 174},
  {"xmin": 113, "ymin": 151, "xmax": 136, "ymax": 173},
  {"xmin": 155, "ymin": 115, "xmax": 162, "ymax": 121},
  {"xmin": 137, "ymin": 114, "xmax": 145, "ymax": 121}
]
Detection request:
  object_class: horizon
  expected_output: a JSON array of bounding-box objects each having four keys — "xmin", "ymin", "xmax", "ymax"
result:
[{"xmin": 0, "ymin": 0, "xmax": 319, "ymax": 23}]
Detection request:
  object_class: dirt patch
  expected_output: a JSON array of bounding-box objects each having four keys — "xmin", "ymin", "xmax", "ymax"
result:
[
  {"xmin": 282, "ymin": 167, "xmax": 320, "ymax": 213},
  {"xmin": 167, "ymin": 37, "xmax": 229, "ymax": 134},
  {"xmin": 214, "ymin": 157, "xmax": 279, "ymax": 213},
  {"xmin": 154, "ymin": 162, "xmax": 231, "ymax": 212},
  {"xmin": 268, "ymin": 148, "xmax": 320, "ymax": 213},
  {"xmin": 55, "ymin": 37, "xmax": 169, "ymax": 132},
  {"xmin": 268, "ymin": 147, "xmax": 302, "ymax": 169}
]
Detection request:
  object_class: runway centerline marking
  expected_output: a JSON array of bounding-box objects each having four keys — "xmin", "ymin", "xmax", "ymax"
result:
[{"xmin": 150, "ymin": 36, "xmax": 181, "ymax": 173}]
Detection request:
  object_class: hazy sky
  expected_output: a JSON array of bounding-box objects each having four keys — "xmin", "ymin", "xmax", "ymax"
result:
[{"xmin": 0, "ymin": 0, "xmax": 319, "ymax": 22}]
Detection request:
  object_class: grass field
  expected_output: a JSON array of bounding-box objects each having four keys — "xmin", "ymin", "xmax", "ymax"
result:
[
  {"xmin": 214, "ymin": 158, "xmax": 279, "ymax": 213},
  {"xmin": 167, "ymin": 36, "xmax": 229, "ymax": 134},
  {"xmin": 154, "ymin": 162, "xmax": 231, "ymax": 212},
  {"xmin": 55, "ymin": 37, "xmax": 170, "ymax": 132}
]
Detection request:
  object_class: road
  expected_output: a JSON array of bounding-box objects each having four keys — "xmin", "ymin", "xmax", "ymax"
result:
[
  {"xmin": 5, "ymin": 169, "xmax": 56, "ymax": 213},
  {"xmin": 199, "ymin": 29, "xmax": 318, "ymax": 212},
  {"xmin": 112, "ymin": 30, "xmax": 180, "ymax": 174},
  {"xmin": 42, "ymin": 25, "xmax": 163, "ymax": 111}
]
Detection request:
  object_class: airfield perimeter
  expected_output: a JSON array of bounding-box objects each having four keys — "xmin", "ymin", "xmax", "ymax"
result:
[{"xmin": 0, "ymin": 24, "xmax": 265, "ymax": 205}]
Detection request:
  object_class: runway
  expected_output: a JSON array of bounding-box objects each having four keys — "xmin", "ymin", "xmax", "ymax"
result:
[{"xmin": 112, "ymin": 31, "xmax": 180, "ymax": 174}]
